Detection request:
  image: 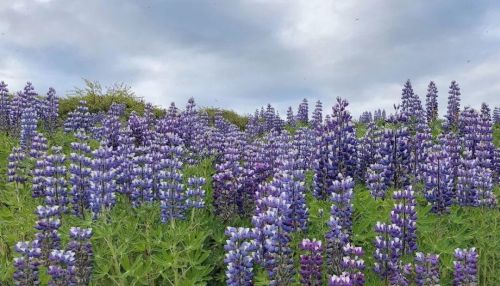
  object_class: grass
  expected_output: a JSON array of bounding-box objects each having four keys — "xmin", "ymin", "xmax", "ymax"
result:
[{"xmin": 0, "ymin": 124, "xmax": 499, "ymax": 285}]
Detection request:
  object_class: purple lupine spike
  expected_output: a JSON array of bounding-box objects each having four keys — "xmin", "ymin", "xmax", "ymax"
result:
[
  {"xmin": 186, "ymin": 176, "xmax": 206, "ymax": 209},
  {"xmin": 270, "ymin": 170, "xmax": 309, "ymax": 232},
  {"xmin": 258, "ymin": 197, "xmax": 295, "ymax": 285},
  {"xmin": 312, "ymin": 100, "xmax": 323, "ymax": 129},
  {"xmin": 89, "ymin": 145, "xmax": 117, "ymax": 219},
  {"xmin": 20, "ymin": 82, "xmax": 37, "ymax": 111},
  {"xmin": 297, "ymin": 98, "xmax": 309, "ymax": 124},
  {"xmin": 493, "ymin": 147, "xmax": 500, "ymax": 185},
  {"xmin": 48, "ymin": 249, "xmax": 77, "ymax": 286},
  {"xmin": 453, "ymin": 248, "xmax": 478, "ymax": 286},
  {"xmin": 473, "ymin": 165, "xmax": 497, "ymax": 208},
  {"xmin": 45, "ymin": 146, "xmax": 69, "ymax": 212},
  {"xmin": 115, "ymin": 128, "xmax": 136, "ymax": 197},
  {"xmin": 425, "ymin": 81, "xmax": 439, "ymax": 123},
  {"xmin": 67, "ymin": 227, "xmax": 93, "ymax": 286},
  {"xmin": 373, "ymin": 222, "xmax": 402, "ymax": 282},
  {"xmin": 286, "ymin": 106, "xmax": 295, "ymax": 127},
  {"xmin": 412, "ymin": 119, "xmax": 432, "ymax": 183},
  {"xmin": 32, "ymin": 157, "xmax": 48, "ymax": 198},
  {"xmin": 212, "ymin": 137, "xmax": 243, "ymax": 221},
  {"xmin": 443, "ymin": 132, "xmax": 461, "ymax": 195},
  {"xmin": 102, "ymin": 103, "xmax": 123, "ymax": 150},
  {"xmin": 401, "ymin": 80, "xmax": 416, "ymax": 117},
  {"xmin": 8, "ymin": 146, "xmax": 28, "ymax": 185},
  {"xmin": 43, "ymin": 87, "xmax": 59, "ymax": 135},
  {"xmin": 480, "ymin": 102, "xmax": 491, "ymax": 120},
  {"xmin": 493, "ymin": 106, "xmax": 500, "ymax": 124},
  {"xmin": 415, "ymin": 252, "xmax": 440, "ymax": 286},
  {"xmin": 446, "ymin": 80, "xmax": 461, "ymax": 130},
  {"xmin": 64, "ymin": 101, "xmax": 91, "ymax": 133},
  {"xmin": 457, "ymin": 155, "xmax": 479, "ymax": 207},
  {"xmin": 424, "ymin": 141, "xmax": 454, "ymax": 214},
  {"xmin": 224, "ymin": 227, "xmax": 258, "ymax": 286},
  {"xmin": 13, "ymin": 240, "xmax": 42, "ymax": 285},
  {"xmin": 29, "ymin": 132, "xmax": 48, "ymax": 160},
  {"xmin": 299, "ymin": 238, "xmax": 323, "ymax": 286},
  {"xmin": 293, "ymin": 127, "xmax": 315, "ymax": 171},
  {"xmin": 0, "ymin": 80, "xmax": 11, "ymax": 133},
  {"xmin": 158, "ymin": 140, "xmax": 186, "ymax": 223},
  {"xmin": 130, "ymin": 145, "xmax": 154, "ymax": 206},
  {"xmin": 34, "ymin": 205, "xmax": 61, "ymax": 266},
  {"xmin": 476, "ymin": 112, "xmax": 495, "ymax": 170},
  {"xmin": 341, "ymin": 244, "xmax": 365, "ymax": 286},
  {"xmin": 20, "ymin": 107, "xmax": 38, "ymax": 150},
  {"xmin": 330, "ymin": 174, "xmax": 354, "ymax": 236},
  {"xmin": 391, "ymin": 186, "xmax": 417, "ymax": 255},
  {"xmin": 325, "ymin": 216, "xmax": 349, "ymax": 275},
  {"xmin": 128, "ymin": 111, "xmax": 148, "ymax": 147},
  {"xmin": 70, "ymin": 130, "xmax": 92, "ymax": 217}
]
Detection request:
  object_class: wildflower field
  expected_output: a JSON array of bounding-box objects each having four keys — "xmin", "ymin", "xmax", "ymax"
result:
[{"xmin": 0, "ymin": 80, "xmax": 499, "ymax": 285}]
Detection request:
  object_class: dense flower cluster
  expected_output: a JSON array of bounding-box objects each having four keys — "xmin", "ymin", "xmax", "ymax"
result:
[
  {"xmin": 224, "ymin": 227, "xmax": 258, "ymax": 286},
  {"xmin": 425, "ymin": 81, "xmax": 439, "ymax": 123},
  {"xmin": 424, "ymin": 142, "xmax": 454, "ymax": 214},
  {"xmin": 446, "ymin": 80, "xmax": 461, "ymax": 130},
  {"xmin": 453, "ymin": 248, "xmax": 478, "ymax": 285},
  {"xmin": 415, "ymin": 252, "xmax": 440, "ymax": 286},
  {"xmin": 299, "ymin": 238, "xmax": 323, "ymax": 285},
  {"xmin": 391, "ymin": 187, "xmax": 417, "ymax": 255},
  {"xmin": 67, "ymin": 227, "xmax": 93, "ymax": 286}
]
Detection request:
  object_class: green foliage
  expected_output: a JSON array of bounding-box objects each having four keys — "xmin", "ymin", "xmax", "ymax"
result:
[
  {"xmin": 203, "ymin": 108, "xmax": 248, "ymax": 130},
  {"xmin": 59, "ymin": 79, "xmax": 164, "ymax": 120}
]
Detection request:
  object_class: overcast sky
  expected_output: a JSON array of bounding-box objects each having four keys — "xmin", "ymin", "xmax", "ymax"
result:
[{"xmin": 1, "ymin": 0, "xmax": 499, "ymax": 117}]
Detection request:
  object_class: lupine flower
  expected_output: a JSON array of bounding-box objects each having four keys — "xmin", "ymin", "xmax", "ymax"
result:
[
  {"xmin": 34, "ymin": 205, "xmax": 61, "ymax": 266},
  {"xmin": 415, "ymin": 252, "xmax": 440, "ymax": 286},
  {"xmin": 391, "ymin": 187, "xmax": 417, "ymax": 255},
  {"xmin": 29, "ymin": 132, "xmax": 48, "ymax": 160},
  {"xmin": 312, "ymin": 100, "xmax": 323, "ymax": 129},
  {"xmin": 328, "ymin": 273, "xmax": 352, "ymax": 286},
  {"xmin": 8, "ymin": 147, "xmax": 28, "ymax": 185},
  {"xmin": 45, "ymin": 146, "xmax": 69, "ymax": 212},
  {"xmin": 330, "ymin": 174, "xmax": 354, "ymax": 236},
  {"xmin": 293, "ymin": 127, "xmax": 315, "ymax": 171},
  {"xmin": 115, "ymin": 128, "xmax": 136, "ymax": 197},
  {"xmin": 67, "ymin": 227, "xmax": 93, "ymax": 286},
  {"xmin": 158, "ymin": 142, "xmax": 186, "ymax": 223},
  {"xmin": 13, "ymin": 240, "xmax": 42, "ymax": 286},
  {"xmin": 9, "ymin": 92, "xmax": 23, "ymax": 135},
  {"xmin": 48, "ymin": 249, "xmax": 77, "ymax": 286},
  {"xmin": 443, "ymin": 132, "xmax": 461, "ymax": 193},
  {"xmin": 20, "ymin": 107, "xmax": 38, "ymax": 150},
  {"xmin": 32, "ymin": 157, "xmax": 48, "ymax": 198},
  {"xmin": 297, "ymin": 98, "xmax": 309, "ymax": 124},
  {"xmin": 89, "ymin": 145, "xmax": 117, "ymax": 218},
  {"xmin": 253, "ymin": 193, "xmax": 295, "ymax": 285},
  {"xmin": 373, "ymin": 222, "xmax": 402, "ymax": 282},
  {"xmin": 325, "ymin": 216, "xmax": 349, "ymax": 275},
  {"xmin": 102, "ymin": 103, "xmax": 123, "ymax": 150},
  {"xmin": 43, "ymin": 87, "xmax": 59, "ymax": 135},
  {"xmin": 299, "ymin": 238, "xmax": 323, "ymax": 286},
  {"xmin": 453, "ymin": 248, "xmax": 478, "ymax": 286},
  {"xmin": 480, "ymin": 102, "xmax": 491, "ymax": 120},
  {"xmin": 425, "ymin": 81, "xmax": 439, "ymax": 123},
  {"xmin": 493, "ymin": 106, "xmax": 500, "ymax": 124},
  {"xmin": 473, "ymin": 165, "xmax": 497, "ymax": 208},
  {"xmin": 186, "ymin": 176, "xmax": 206, "ymax": 209},
  {"xmin": 358, "ymin": 111, "xmax": 372, "ymax": 124},
  {"xmin": 457, "ymin": 155, "xmax": 478, "ymax": 206},
  {"xmin": 70, "ymin": 130, "xmax": 92, "ymax": 217},
  {"xmin": 224, "ymin": 227, "xmax": 258, "ymax": 286},
  {"xmin": 0, "ymin": 80, "xmax": 11, "ymax": 133},
  {"xmin": 341, "ymin": 244, "xmax": 365, "ymax": 285},
  {"xmin": 424, "ymin": 142, "xmax": 454, "ymax": 214},
  {"xmin": 64, "ymin": 101, "xmax": 91, "ymax": 133},
  {"xmin": 130, "ymin": 145, "xmax": 154, "ymax": 206},
  {"xmin": 401, "ymin": 80, "xmax": 418, "ymax": 118},
  {"xmin": 213, "ymin": 137, "xmax": 243, "ymax": 221},
  {"xmin": 446, "ymin": 80, "xmax": 461, "ymax": 130}
]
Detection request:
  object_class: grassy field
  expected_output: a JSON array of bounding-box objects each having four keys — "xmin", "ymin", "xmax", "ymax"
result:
[{"xmin": 0, "ymin": 126, "xmax": 499, "ymax": 285}]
